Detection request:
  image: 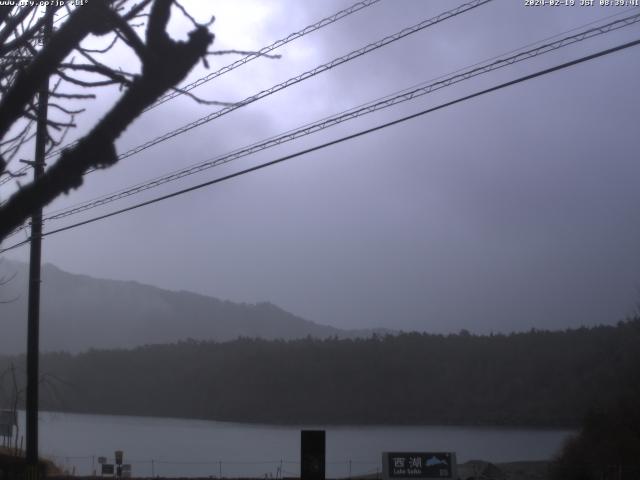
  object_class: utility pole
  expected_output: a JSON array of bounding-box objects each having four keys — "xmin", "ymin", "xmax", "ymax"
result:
[{"xmin": 25, "ymin": 7, "xmax": 52, "ymax": 478}]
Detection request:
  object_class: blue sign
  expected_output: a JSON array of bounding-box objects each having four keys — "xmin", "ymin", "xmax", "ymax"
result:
[{"xmin": 384, "ymin": 452, "xmax": 454, "ymax": 479}]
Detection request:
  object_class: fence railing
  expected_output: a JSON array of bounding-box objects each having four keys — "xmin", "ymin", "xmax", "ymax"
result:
[{"xmin": 45, "ymin": 455, "xmax": 382, "ymax": 479}]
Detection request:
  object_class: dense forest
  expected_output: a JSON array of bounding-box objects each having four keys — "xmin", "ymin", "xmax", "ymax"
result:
[
  {"xmin": 551, "ymin": 395, "xmax": 640, "ymax": 480},
  {"xmin": 1, "ymin": 318, "xmax": 639, "ymax": 427}
]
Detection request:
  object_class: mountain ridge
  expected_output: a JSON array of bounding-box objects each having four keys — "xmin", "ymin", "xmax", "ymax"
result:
[{"xmin": 0, "ymin": 260, "xmax": 391, "ymax": 354}]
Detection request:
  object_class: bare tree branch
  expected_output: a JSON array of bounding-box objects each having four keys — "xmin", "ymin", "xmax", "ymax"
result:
[
  {"xmin": 0, "ymin": 0, "xmax": 214, "ymax": 241},
  {"xmin": 79, "ymin": 34, "xmax": 118, "ymax": 54},
  {"xmin": 0, "ymin": 6, "xmax": 62, "ymax": 57},
  {"xmin": 0, "ymin": 1, "xmax": 114, "ymax": 142}
]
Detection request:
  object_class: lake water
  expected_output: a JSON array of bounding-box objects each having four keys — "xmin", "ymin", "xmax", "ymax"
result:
[{"xmin": 13, "ymin": 411, "xmax": 573, "ymax": 478}]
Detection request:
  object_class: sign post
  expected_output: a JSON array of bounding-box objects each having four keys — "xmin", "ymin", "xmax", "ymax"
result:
[
  {"xmin": 301, "ymin": 430, "xmax": 325, "ymax": 480},
  {"xmin": 115, "ymin": 451, "xmax": 123, "ymax": 479},
  {"xmin": 0, "ymin": 410, "xmax": 16, "ymax": 439}
]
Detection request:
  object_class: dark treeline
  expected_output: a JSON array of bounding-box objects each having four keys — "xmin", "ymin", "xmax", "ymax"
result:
[
  {"xmin": 551, "ymin": 395, "xmax": 640, "ymax": 480},
  {"xmin": 1, "ymin": 318, "xmax": 639, "ymax": 427}
]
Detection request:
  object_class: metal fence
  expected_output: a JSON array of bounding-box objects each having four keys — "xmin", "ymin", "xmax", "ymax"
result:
[{"xmin": 46, "ymin": 456, "xmax": 381, "ymax": 479}]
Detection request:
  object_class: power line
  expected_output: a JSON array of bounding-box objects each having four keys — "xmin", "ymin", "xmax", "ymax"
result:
[
  {"xmin": 3, "ymin": 36, "xmax": 639, "ymax": 254},
  {"xmin": 85, "ymin": 0, "xmax": 493, "ymax": 169},
  {"xmin": 26, "ymin": 10, "xmax": 640, "ymax": 227},
  {"xmin": 9, "ymin": 1, "xmax": 633, "ymax": 191},
  {"xmin": 28, "ymin": 6, "xmax": 640, "ymax": 219},
  {"xmin": 0, "ymin": 5, "xmax": 71, "ymax": 186},
  {"xmin": 147, "ymin": 0, "xmax": 383, "ymax": 111},
  {"xmin": 0, "ymin": 0, "xmax": 492, "ymax": 197},
  {"xmin": 4, "ymin": 5, "xmax": 637, "ymax": 239},
  {"xmin": 0, "ymin": 0, "xmax": 384, "ymax": 188},
  {"xmin": 0, "ymin": 0, "xmax": 490, "ymax": 226},
  {"xmin": 3, "ymin": 7, "xmax": 638, "ymax": 240},
  {"xmin": 38, "ymin": 0, "xmax": 384, "ymax": 163}
]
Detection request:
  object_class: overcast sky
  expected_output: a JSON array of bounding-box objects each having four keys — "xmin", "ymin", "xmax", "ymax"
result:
[{"xmin": 2, "ymin": 0, "xmax": 640, "ymax": 334}]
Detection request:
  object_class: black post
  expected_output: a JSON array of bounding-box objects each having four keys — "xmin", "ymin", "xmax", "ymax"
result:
[
  {"xmin": 26, "ymin": 8, "xmax": 52, "ymax": 477},
  {"xmin": 301, "ymin": 430, "xmax": 325, "ymax": 480}
]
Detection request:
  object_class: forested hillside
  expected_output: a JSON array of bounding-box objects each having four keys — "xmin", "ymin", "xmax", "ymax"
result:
[{"xmin": 1, "ymin": 319, "xmax": 639, "ymax": 426}]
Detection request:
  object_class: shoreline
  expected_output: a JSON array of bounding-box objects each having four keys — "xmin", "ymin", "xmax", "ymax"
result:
[
  {"xmin": 16, "ymin": 408, "xmax": 580, "ymax": 431},
  {"xmin": 44, "ymin": 461, "xmax": 552, "ymax": 480}
]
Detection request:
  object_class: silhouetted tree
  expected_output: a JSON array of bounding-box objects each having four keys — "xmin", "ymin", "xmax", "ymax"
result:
[
  {"xmin": 551, "ymin": 396, "xmax": 640, "ymax": 480},
  {"xmin": 0, "ymin": 0, "xmax": 214, "ymax": 242},
  {"xmin": 0, "ymin": 257, "xmax": 17, "ymax": 303},
  {"xmin": 1, "ymin": 318, "xmax": 637, "ymax": 426}
]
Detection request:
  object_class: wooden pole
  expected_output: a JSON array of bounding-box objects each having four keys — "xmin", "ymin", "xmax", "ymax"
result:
[{"xmin": 26, "ymin": 7, "xmax": 52, "ymax": 478}]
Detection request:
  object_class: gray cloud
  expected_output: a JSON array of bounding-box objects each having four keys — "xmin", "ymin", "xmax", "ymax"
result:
[{"xmin": 3, "ymin": 0, "xmax": 640, "ymax": 334}]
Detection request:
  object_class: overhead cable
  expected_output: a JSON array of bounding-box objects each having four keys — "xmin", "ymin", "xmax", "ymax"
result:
[
  {"xmin": 147, "ymin": 0, "xmax": 384, "ymax": 111},
  {"xmin": 34, "ymin": 10, "xmax": 640, "ymax": 224},
  {"xmin": 5, "ymin": 5, "xmax": 635, "ymax": 189},
  {"xmin": 74, "ymin": 0, "xmax": 493, "ymax": 172},
  {"xmin": 2, "ymin": 0, "xmax": 383, "ymax": 183},
  {"xmin": 3, "ymin": 36, "xmax": 639, "ymax": 253}
]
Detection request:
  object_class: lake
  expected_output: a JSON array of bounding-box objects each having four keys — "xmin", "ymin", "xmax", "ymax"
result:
[{"xmin": 13, "ymin": 411, "xmax": 573, "ymax": 478}]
